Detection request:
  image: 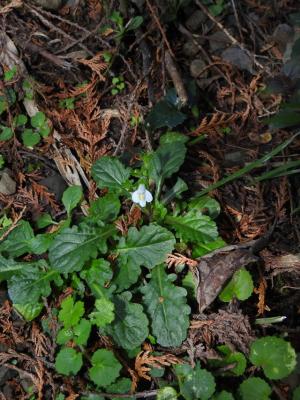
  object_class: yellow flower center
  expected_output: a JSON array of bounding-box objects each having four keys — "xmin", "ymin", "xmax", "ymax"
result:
[{"xmin": 138, "ymin": 193, "xmax": 145, "ymax": 201}]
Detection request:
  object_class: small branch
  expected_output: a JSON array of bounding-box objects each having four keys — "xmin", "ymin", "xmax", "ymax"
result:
[
  {"xmin": 24, "ymin": 4, "xmax": 94, "ymax": 56},
  {"xmin": 195, "ymin": 0, "xmax": 266, "ymax": 72},
  {"xmin": 82, "ymin": 390, "xmax": 158, "ymax": 399},
  {"xmin": 0, "ymin": 206, "xmax": 26, "ymax": 242},
  {"xmin": 230, "ymin": 0, "xmax": 244, "ymax": 43},
  {"xmin": 145, "ymin": 0, "xmax": 174, "ymax": 58},
  {"xmin": 164, "ymin": 50, "xmax": 188, "ymax": 106},
  {"xmin": 3, "ymin": 363, "xmax": 36, "ymax": 382}
]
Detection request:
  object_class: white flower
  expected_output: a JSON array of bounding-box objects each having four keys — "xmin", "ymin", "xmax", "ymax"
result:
[{"xmin": 131, "ymin": 184, "xmax": 153, "ymax": 207}]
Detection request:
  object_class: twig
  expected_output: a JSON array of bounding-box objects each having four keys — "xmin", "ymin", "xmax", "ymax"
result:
[
  {"xmin": 195, "ymin": 0, "xmax": 265, "ymax": 72},
  {"xmin": 24, "ymin": 4, "xmax": 94, "ymax": 57},
  {"xmin": 164, "ymin": 50, "xmax": 188, "ymax": 106},
  {"xmin": 82, "ymin": 390, "xmax": 158, "ymax": 399},
  {"xmin": 113, "ymin": 80, "xmax": 143, "ymax": 156},
  {"xmin": 0, "ymin": 206, "xmax": 26, "ymax": 242},
  {"xmin": 3, "ymin": 363, "xmax": 36, "ymax": 382},
  {"xmin": 230, "ymin": 0, "xmax": 244, "ymax": 43},
  {"xmin": 0, "ymin": 0, "xmax": 22, "ymax": 14},
  {"xmin": 178, "ymin": 24, "xmax": 230, "ymax": 86},
  {"xmin": 21, "ymin": 41, "xmax": 72, "ymax": 69},
  {"xmin": 145, "ymin": 0, "xmax": 174, "ymax": 58},
  {"xmin": 56, "ymin": 21, "xmax": 110, "ymax": 55},
  {"xmin": 30, "ymin": 3, "xmax": 93, "ymax": 34}
]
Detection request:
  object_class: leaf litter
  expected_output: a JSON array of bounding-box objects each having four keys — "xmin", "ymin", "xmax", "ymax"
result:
[{"xmin": 0, "ymin": 0, "xmax": 299, "ymax": 399}]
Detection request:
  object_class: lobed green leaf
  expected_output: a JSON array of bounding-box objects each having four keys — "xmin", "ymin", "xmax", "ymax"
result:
[{"xmin": 141, "ymin": 265, "xmax": 190, "ymax": 347}]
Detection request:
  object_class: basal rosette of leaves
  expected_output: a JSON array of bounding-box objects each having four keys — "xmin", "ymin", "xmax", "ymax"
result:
[{"xmin": 0, "ymin": 131, "xmax": 297, "ymax": 397}]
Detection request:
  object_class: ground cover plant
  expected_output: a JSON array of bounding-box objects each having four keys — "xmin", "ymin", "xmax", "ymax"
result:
[{"xmin": 0, "ymin": 0, "xmax": 299, "ymax": 399}]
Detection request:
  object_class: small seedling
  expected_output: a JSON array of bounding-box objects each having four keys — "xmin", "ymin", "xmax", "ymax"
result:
[
  {"xmin": 109, "ymin": 11, "xmax": 143, "ymax": 41},
  {"xmin": 111, "ymin": 76, "xmax": 125, "ymax": 95},
  {"xmin": 0, "ymin": 154, "xmax": 5, "ymax": 169},
  {"xmin": 130, "ymin": 114, "xmax": 143, "ymax": 127},
  {"xmin": 4, "ymin": 66, "xmax": 17, "ymax": 82},
  {"xmin": 103, "ymin": 51, "xmax": 112, "ymax": 63},
  {"xmin": 59, "ymin": 97, "xmax": 75, "ymax": 110},
  {"xmin": 22, "ymin": 79, "xmax": 34, "ymax": 100}
]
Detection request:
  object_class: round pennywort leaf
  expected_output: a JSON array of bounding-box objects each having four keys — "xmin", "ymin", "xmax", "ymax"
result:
[
  {"xmin": 55, "ymin": 348, "xmax": 83, "ymax": 376},
  {"xmin": 89, "ymin": 349, "xmax": 122, "ymax": 388},
  {"xmin": 250, "ymin": 336, "xmax": 296, "ymax": 379},
  {"xmin": 239, "ymin": 377, "xmax": 271, "ymax": 400}
]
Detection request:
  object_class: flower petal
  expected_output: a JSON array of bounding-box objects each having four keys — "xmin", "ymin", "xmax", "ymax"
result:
[
  {"xmin": 131, "ymin": 190, "xmax": 140, "ymax": 203},
  {"xmin": 138, "ymin": 184, "xmax": 145, "ymax": 193},
  {"xmin": 139, "ymin": 199, "xmax": 146, "ymax": 207},
  {"xmin": 145, "ymin": 190, "xmax": 153, "ymax": 203}
]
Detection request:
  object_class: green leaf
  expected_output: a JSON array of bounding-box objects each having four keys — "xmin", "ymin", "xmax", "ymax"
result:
[
  {"xmin": 146, "ymin": 100, "xmax": 186, "ymax": 130},
  {"xmin": 160, "ymin": 131, "xmax": 189, "ymax": 145},
  {"xmin": 0, "ymin": 154, "xmax": 5, "ymax": 168},
  {"xmin": 92, "ymin": 156, "xmax": 131, "ymax": 191},
  {"xmin": 157, "ymin": 387, "xmax": 178, "ymax": 400},
  {"xmin": 110, "ymin": 10, "xmax": 123, "ymax": 26},
  {"xmin": 22, "ymin": 129, "xmax": 40, "ymax": 147},
  {"xmin": 117, "ymin": 224, "xmax": 175, "ymax": 270},
  {"xmin": 162, "ymin": 177, "xmax": 188, "ymax": 204},
  {"xmin": 210, "ymin": 345, "xmax": 246, "ymax": 376},
  {"xmin": 89, "ymin": 194, "xmax": 121, "ymax": 222},
  {"xmin": 0, "ymin": 127, "xmax": 13, "ymax": 141},
  {"xmin": 13, "ymin": 114, "xmax": 28, "ymax": 127},
  {"xmin": 209, "ymin": 1, "xmax": 224, "ymax": 16},
  {"xmin": 49, "ymin": 224, "xmax": 115, "ymax": 273},
  {"xmin": 39, "ymin": 124, "xmax": 51, "ymax": 138},
  {"xmin": 192, "ymin": 237, "xmax": 226, "ymax": 257},
  {"xmin": 28, "ymin": 233, "xmax": 54, "ymax": 254},
  {"xmin": 0, "ymin": 220, "xmax": 34, "ymax": 257},
  {"xmin": 165, "ymin": 210, "xmax": 218, "ymax": 244},
  {"xmin": 0, "ymin": 99, "xmax": 7, "ymax": 115},
  {"xmin": 107, "ymin": 292, "xmax": 149, "ymax": 350},
  {"xmin": 249, "ymin": 336, "xmax": 296, "ymax": 379},
  {"xmin": 58, "ymin": 296, "xmax": 84, "ymax": 328},
  {"xmin": 62, "ymin": 185, "xmax": 83, "ymax": 215},
  {"xmin": 141, "ymin": 265, "xmax": 190, "ymax": 347},
  {"xmin": 31, "ymin": 111, "xmax": 46, "ymax": 128},
  {"xmin": 267, "ymin": 110, "xmax": 300, "ymax": 129},
  {"xmin": 4, "ymin": 66, "xmax": 17, "ymax": 81},
  {"xmin": 8, "ymin": 265, "xmax": 56, "ymax": 304},
  {"xmin": 293, "ymin": 387, "xmax": 300, "ymax": 400},
  {"xmin": 81, "ymin": 395, "xmax": 104, "ymax": 400},
  {"xmin": 73, "ymin": 318, "xmax": 92, "ymax": 345},
  {"xmin": 113, "ymin": 260, "xmax": 141, "ymax": 292},
  {"xmin": 197, "ymin": 132, "xmax": 300, "ymax": 196},
  {"xmin": 107, "ymin": 378, "xmax": 134, "ymax": 400},
  {"xmin": 219, "ymin": 268, "xmax": 254, "ymax": 302},
  {"xmin": 71, "ymin": 273, "xmax": 85, "ymax": 295},
  {"xmin": 55, "ymin": 394, "xmax": 65, "ymax": 400},
  {"xmin": 188, "ymin": 196, "xmax": 221, "ymax": 219},
  {"xmin": 126, "ymin": 16, "xmax": 143, "ymax": 31},
  {"xmin": 81, "ymin": 258, "xmax": 113, "ymax": 287},
  {"xmin": 56, "ymin": 327, "xmax": 73, "ymax": 345},
  {"xmin": 14, "ymin": 302, "xmax": 43, "ymax": 321},
  {"xmin": 148, "ymin": 142, "xmax": 186, "ymax": 182},
  {"xmin": 239, "ymin": 377, "xmax": 271, "ymax": 400},
  {"xmin": 36, "ymin": 213, "xmax": 55, "ymax": 229},
  {"xmin": 55, "ymin": 347, "xmax": 83, "ymax": 376},
  {"xmin": 212, "ymin": 391, "xmax": 234, "ymax": 400},
  {"xmin": 5, "ymin": 88, "xmax": 16, "ymax": 106},
  {"xmin": 0, "ymin": 255, "xmax": 25, "ymax": 281},
  {"xmin": 89, "ymin": 298, "xmax": 115, "ymax": 328},
  {"xmin": 175, "ymin": 363, "xmax": 216, "ymax": 400},
  {"xmin": 89, "ymin": 349, "xmax": 122, "ymax": 387},
  {"xmin": 182, "ymin": 271, "xmax": 197, "ymax": 298}
]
